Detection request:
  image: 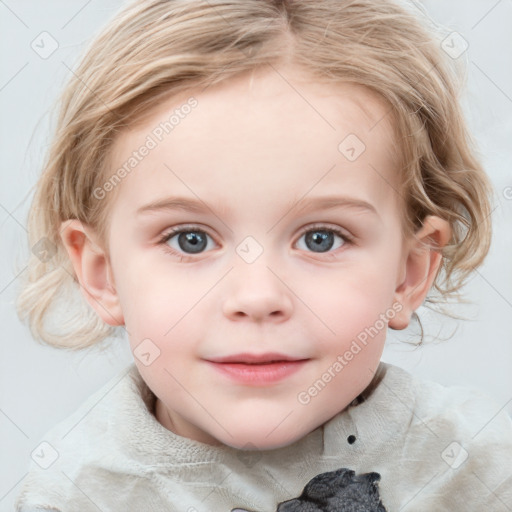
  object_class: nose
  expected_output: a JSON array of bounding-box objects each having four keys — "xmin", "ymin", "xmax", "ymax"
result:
[{"xmin": 222, "ymin": 261, "xmax": 293, "ymax": 323}]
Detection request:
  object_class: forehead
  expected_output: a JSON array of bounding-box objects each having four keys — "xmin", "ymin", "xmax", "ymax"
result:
[{"xmin": 107, "ymin": 66, "xmax": 400, "ymax": 221}]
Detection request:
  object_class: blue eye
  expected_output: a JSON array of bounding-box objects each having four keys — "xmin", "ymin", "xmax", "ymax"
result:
[
  {"xmin": 159, "ymin": 227, "xmax": 215, "ymax": 257},
  {"xmin": 158, "ymin": 224, "xmax": 352, "ymax": 260},
  {"xmin": 296, "ymin": 225, "xmax": 351, "ymax": 254}
]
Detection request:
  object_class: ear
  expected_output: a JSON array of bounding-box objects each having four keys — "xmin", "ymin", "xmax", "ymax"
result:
[
  {"xmin": 59, "ymin": 219, "xmax": 124, "ymax": 326},
  {"xmin": 389, "ymin": 215, "xmax": 451, "ymax": 330}
]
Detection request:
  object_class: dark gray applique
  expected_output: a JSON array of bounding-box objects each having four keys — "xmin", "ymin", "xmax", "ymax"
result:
[{"xmin": 232, "ymin": 467, "xmax": 386, "ymax": 512}]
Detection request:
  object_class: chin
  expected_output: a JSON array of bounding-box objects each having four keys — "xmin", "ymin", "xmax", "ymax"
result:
[
  {"xmin": 225, "ymin": 436, "xmax": 297, "ymax": 451},
  {"xmin": 216, "ymin": 424, "xmax": 311, "ymax": 451}
]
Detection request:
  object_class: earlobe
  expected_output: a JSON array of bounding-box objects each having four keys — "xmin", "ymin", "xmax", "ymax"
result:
[
  {"xmin": 389, "ymin": 215, "xmax": 451, "ymax": 330},
  {"xmin": 59, "ymin": 219, "xmax": 124, "ymax": 326}
]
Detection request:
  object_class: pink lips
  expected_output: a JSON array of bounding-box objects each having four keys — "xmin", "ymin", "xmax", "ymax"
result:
[
  {"xmin": 205, "ymin": 352, "xmax": 309, "ymax": 385},
  {"xmin": 207, "ymin": 352, "xmax": 304, "ymax": 364}
]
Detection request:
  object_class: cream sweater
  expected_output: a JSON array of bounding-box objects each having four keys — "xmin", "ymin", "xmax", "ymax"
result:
[{"xmin": 15, "ymin": 362, "xmax": 512, "ymax": 511}]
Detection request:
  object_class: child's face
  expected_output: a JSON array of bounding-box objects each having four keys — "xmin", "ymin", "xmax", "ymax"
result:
[{"xmin": 93, "ymin": 66, "xmax": 412, "ymax": 449}]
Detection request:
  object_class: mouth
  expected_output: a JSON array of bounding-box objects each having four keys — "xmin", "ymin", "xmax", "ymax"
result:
[
  {"xmin": 206, "ymin": 352, "xmax": 307, "ymax": 364},
  {"xmin": 204, "ymin": 353, "xmax": 310, "ymax": 385}
]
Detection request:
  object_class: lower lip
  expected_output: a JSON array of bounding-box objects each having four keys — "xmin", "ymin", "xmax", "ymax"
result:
[{"xmin": 205, "ymin": 360, "xmax": 308, "ymax": 385}]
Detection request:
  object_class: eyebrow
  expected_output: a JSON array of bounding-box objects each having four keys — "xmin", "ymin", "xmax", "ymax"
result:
[
  {"xmin": 137, "ymin": 197, "xmax": 223, "ymax": 216},
  {"xmin": 294, "ymin": 195, "xmax": 378, "ymax": 216},
  {"xmin": 136, "ymin": 195, "xmax": 378, "ymax": 217}
]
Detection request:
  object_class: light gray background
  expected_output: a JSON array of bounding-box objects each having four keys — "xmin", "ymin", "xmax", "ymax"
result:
[{"xmin": 1, "ymin": 0, "xmax": 511, "ymax": 509}]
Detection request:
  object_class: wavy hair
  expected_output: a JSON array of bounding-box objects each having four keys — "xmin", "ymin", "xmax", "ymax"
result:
[{"xmin": 16, "ymin": 0, "xmax": 493, "ymax": 349}]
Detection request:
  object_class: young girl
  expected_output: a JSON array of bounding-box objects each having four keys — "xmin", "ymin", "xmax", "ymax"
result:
[{"xmin": 14, "ymin": 0, "xmax": 512, "ymax": 510}]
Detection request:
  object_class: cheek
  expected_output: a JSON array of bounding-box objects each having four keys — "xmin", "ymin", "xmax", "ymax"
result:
[
  {"xmin": 114, "ymin": 255, "xmax": 203, "ymax": 333},
  {"xmin": 296, "ymin": 257, "xmax": 397, "ymax": 360},
  {"xmin": 305, "ymin": 260, "xmax": 397, "ymax": 323}
]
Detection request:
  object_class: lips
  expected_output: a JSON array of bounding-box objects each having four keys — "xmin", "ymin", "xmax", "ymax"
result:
[
  {"xmin": 204, "ymin": 353, "xmax": 309, "ymax": 385},
  {"xmin": 206, "ymin": 352, "xmax": 306, "ymax": 364}
]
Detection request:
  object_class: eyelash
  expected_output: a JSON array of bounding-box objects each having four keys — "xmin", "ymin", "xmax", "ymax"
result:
[{"xmin": 157, "ymin": 223, "xmax": 354, "ymax": 261}]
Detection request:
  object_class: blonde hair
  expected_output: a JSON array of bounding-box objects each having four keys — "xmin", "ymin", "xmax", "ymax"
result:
[{"xmin": 16, "ymin": 0, "xmax": 493, "ymax": 350}]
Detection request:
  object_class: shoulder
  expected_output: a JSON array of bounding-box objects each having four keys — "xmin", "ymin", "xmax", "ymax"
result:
[
  {"xmin": 376, "ymin": 362, "xmax": 512, "ymax": 436},
  {"xmin": 14, "ymin": 364, "xmax": 148, "ymax": 510},
  {"xmin": 380, "ymin": 362, "xmax": 512, "ymax": 510},
  {"xmin": 394, "ymin": 363, "xmax": 512, "ymax": 446}
]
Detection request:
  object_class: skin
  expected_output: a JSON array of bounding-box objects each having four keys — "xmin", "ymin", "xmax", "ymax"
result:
[{"xmin": 60, "ymin": 64, "xmax": 451, "ymax": 450}]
